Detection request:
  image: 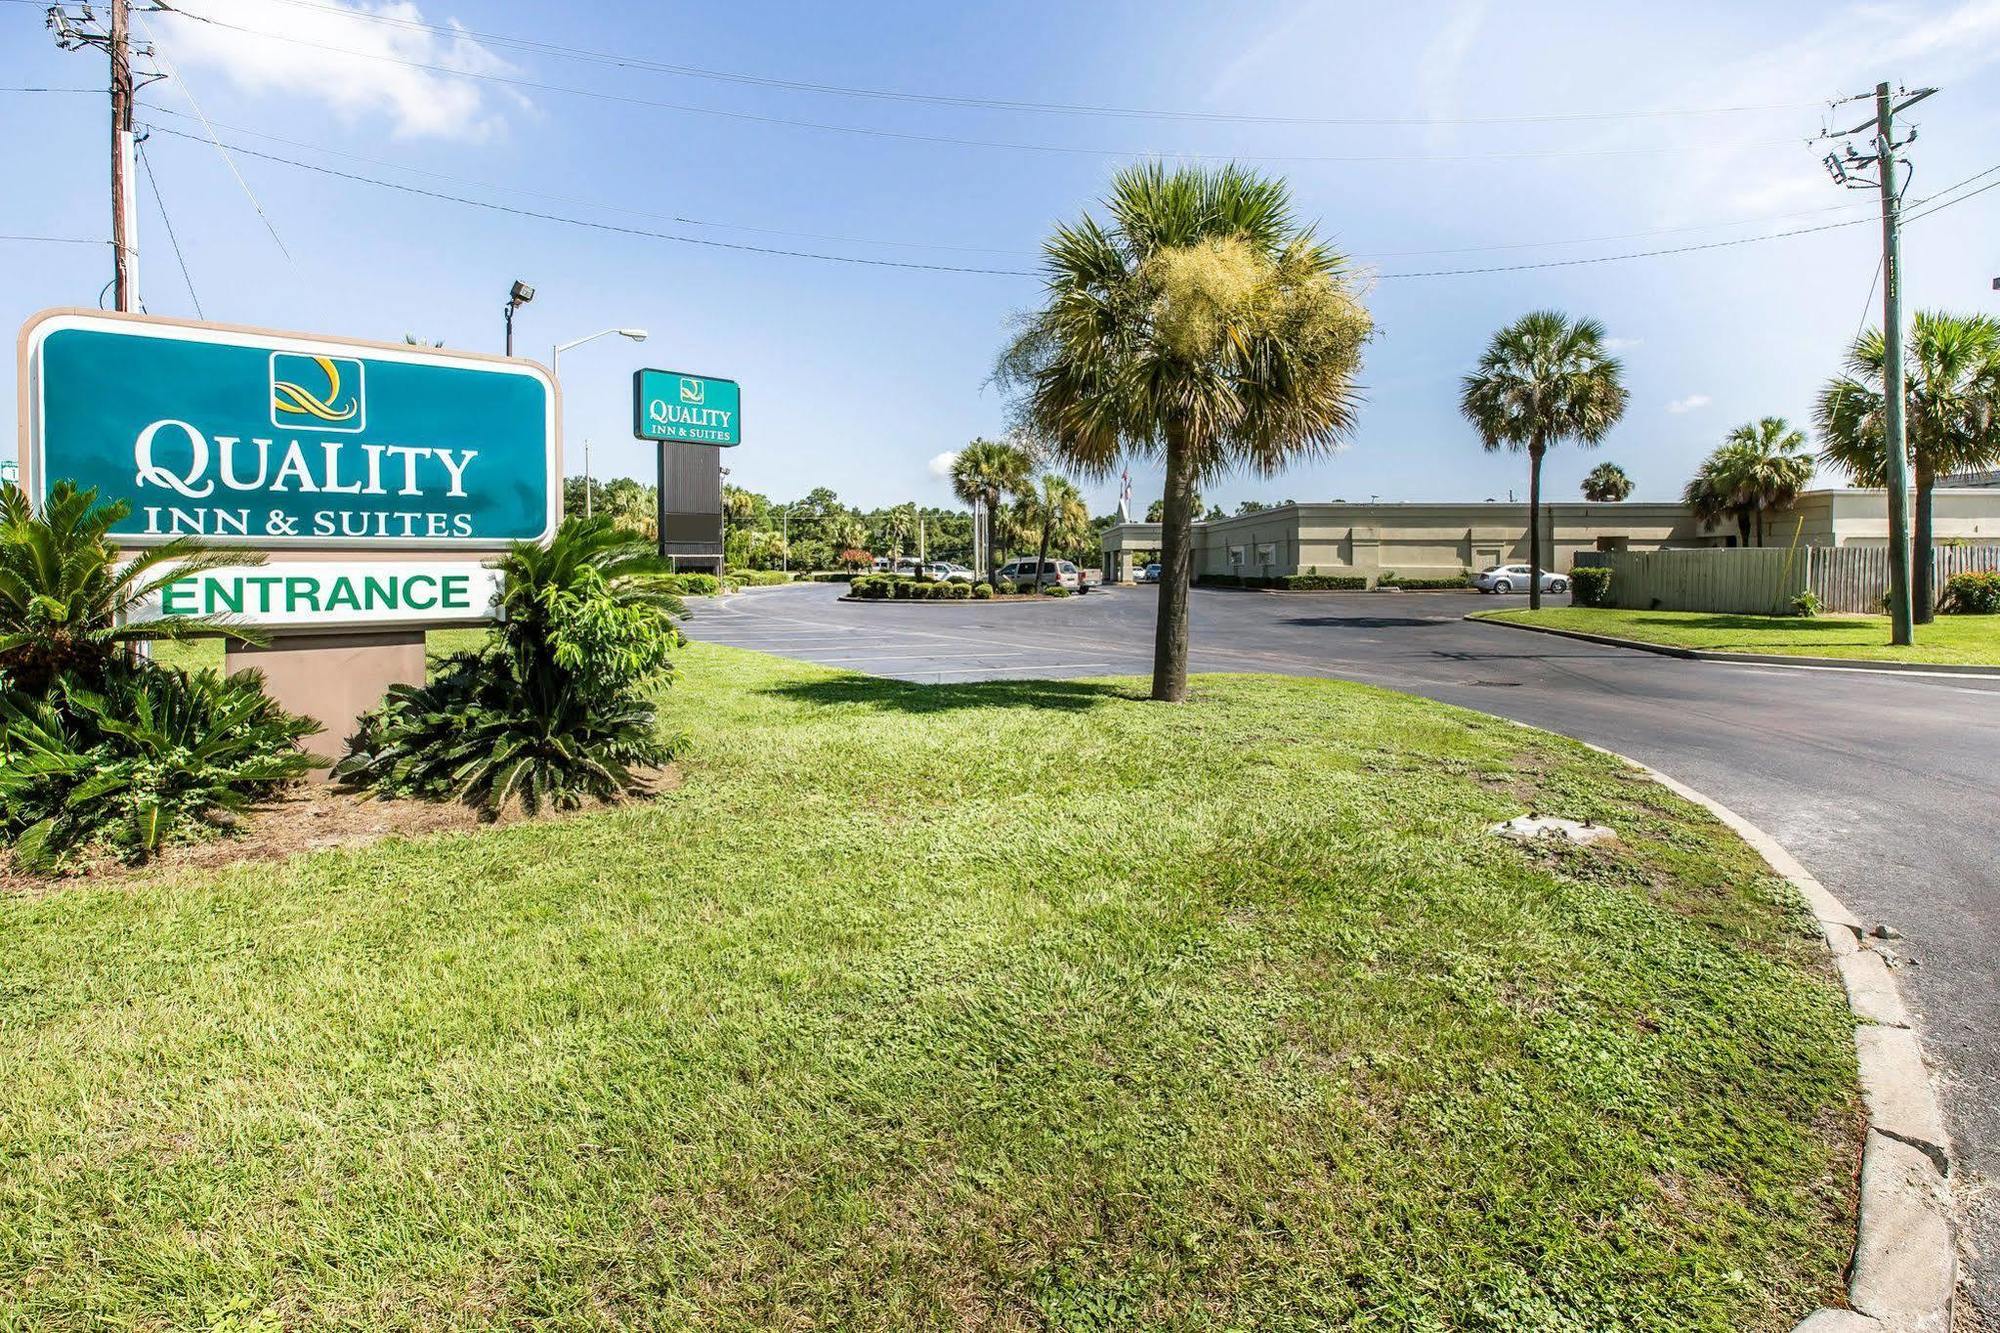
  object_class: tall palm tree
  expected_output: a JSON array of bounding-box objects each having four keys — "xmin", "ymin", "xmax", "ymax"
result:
[
  {"xmin": 997, "ymin": 162, "xmax": 1372, "ymax": 701},
  {"xmin": 1817, "ymin": 311, "xmax": 2000, "ymax": 622},
  {"xmin": 1580, "ymin": 461, "xmax": 1633, "ymax": 503},
  {"xmin": 1717, "ymin": 418, "xmax": 1815, "ymax": 546},
  {"xmin": 950, "ymin": 438, "xmax": 1032, "ymax": 586},
  {"xmin": 1460, "ymin": 312, "xmax": 1628, "ymax": 610},
  {"xmin": 1010, "ymin": 474, "xmax": 1091, "ymax": 590}
]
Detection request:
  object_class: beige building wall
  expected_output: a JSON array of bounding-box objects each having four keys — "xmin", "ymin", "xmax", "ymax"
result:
[{"xmin": 1097, "ymin": 489, "xmax": 2000, "ymax": 582}]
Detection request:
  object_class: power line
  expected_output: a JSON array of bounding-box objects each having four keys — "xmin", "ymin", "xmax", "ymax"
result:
[
  {"xmin": 141, "ymin": 119, "xmax": 2000, "ymax": 283},
  {"xmin": 198, "ymin": 0, "xmax": 1820, "ymax": 129},
  {"xmin": 135, "ymin": 9, "xmax": 293, "ymax": 263},
  {"xmin": 137, "ymin": 105, "xmax": 1032, "ymax": 258},
  {"xmin": 137, "ymin": 104, "xmax": 1901, "ymax": 265},
  {"xmin": 136, "ymin": 135, "xmax": 203, "ymax": 317},
  {"xmin": 148, "ymin": 7, "xmax": 1800, "ymax": 166},
  {"xmin": 138, "ymin": 124, "xmax": 1040, "ymax": 275},
  {"xmin": 0, "ymin": 234, "xmax": 109, "ymax": 245}
]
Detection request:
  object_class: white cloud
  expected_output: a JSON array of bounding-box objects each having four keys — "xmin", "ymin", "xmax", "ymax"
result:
[
  {"xmin": 927, "ymin": 450, "xmax": 959, "ymax": 479},
  {"xmin": 1602, "ymin": 336, "xmax": 1643, "ymax": 352},
  {"xmin": 153, "ymin": 0, "xmax": 523, "ymax": 141},
  {"xmin": 1666, "ymin": 394, "xmax": 1712, "ymax": 414}
]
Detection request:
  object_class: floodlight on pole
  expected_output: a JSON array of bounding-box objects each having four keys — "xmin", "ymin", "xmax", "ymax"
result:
[{"xmin": 503, "ymin": 278, "xmax": 535, "ymax": 356}]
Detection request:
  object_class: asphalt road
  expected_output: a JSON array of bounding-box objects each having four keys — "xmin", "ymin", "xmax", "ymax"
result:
[{"xmin": 685, "ymin": 580, "xmax": 2000, "ymax": 1315}]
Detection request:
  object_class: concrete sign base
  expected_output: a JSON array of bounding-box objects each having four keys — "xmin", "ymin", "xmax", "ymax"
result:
[{"xmin": 227, "ymin": 630, "xmax": 426, "ymax": 766}]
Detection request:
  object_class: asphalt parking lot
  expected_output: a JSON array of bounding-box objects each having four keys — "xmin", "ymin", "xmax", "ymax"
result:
[{"xmin": 686, "ymin": 578, "xmax": 2000, "ymax": 1315}]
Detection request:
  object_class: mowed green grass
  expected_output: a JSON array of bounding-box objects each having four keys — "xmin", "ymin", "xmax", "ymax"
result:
[
  {"xmin": 151, "ymin": 628, "xmax": 489, "ymax": 677},
  {"xmin": 0, "ymin": 644, "xmax": 1859, "ymax": 1330},
  {"xmin": 1479, "ymin": 605, "xmax": 2000, "ymax": 665}
]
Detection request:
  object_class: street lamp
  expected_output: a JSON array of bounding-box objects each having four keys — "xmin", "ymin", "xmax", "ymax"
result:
[
  {"xmin": 552, "ymin": 327, "xmax": 647, "ymax": 518},
  {"xmin": 503, "ymin": 279, "xmax": 534, "ymax": 356}
]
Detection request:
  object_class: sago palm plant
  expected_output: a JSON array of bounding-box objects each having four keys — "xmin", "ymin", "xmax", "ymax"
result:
[
  {"xmin": 0, "ymin": 481, "xmax": 257, "ymax": 694},
  {"xmin": 998, "ymin": 162, "xmax": 1372, "ymax": 700}
]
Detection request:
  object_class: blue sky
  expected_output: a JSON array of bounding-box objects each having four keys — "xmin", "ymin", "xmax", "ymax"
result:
[{"xmin": 5, "ymin": 0, "xmax": 1998, "ymax": 516}]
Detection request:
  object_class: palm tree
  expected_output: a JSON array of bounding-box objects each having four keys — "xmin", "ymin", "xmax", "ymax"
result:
[
  {"xmin": 1817, "ymin": 311, "xmax": 2000, "ymax": 622},
  {"xmin": 1681, "ymin": 460, "xmax": 1741, "ymax": 545},
  {"xmin": 1720, "ymin": 418, "xmax": 1815, "ymax": 546},
  {"xmin": 1011, "ymin": 474, "xmax": 1091, "ymax": 591},
  {"xmin": 950, "ymin": 438, "xmax": 1032, "ymax": 586},
  {"xmin": 997, "ymin": 162, "xmax": 1372, "ymax": 701},
  {"xmin": 1460, "ymin": 312, "xmax": 1628, "ymax": 610},
  {"xmin": 1580, "ymin": 462, "xmax": 1633, "ymax": 503},
  {"xmin": 0, "ymin": 481, "xmax": 260, "ymax": 695}
]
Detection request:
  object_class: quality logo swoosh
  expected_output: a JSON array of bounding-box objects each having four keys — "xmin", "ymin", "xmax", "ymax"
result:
[{"xmin": 273, "ymin": 356, "xmax": 359, "ymax": 423}]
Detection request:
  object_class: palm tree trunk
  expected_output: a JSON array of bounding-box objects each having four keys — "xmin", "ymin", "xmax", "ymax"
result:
[
  {"xmin": 1914, "ymin": 464, "xmax": 1935, "ymax": 624},
  {"xmin": 1153, "ymin": 436, "xmax": 1196, "ymax": 700},
  {"xmin": 1526, "ymin": 443, "xmax": 1545, "ymax": 612},
  {"xmin": 1036, "ymin": 525, "xmax": 1051, "ymax": 592}
]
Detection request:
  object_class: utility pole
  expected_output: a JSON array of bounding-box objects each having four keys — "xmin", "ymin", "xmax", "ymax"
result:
[
  {"xmin": 108, "ymin": 0, "xmax": 135, "ymax": 310},
  {"xmin": 49, "ymin": 0, "xmax": 153, "ymax": 311},
  {"xmin": 1823, "ymin": 82, "xmax": 1935, "ymax": 646}
]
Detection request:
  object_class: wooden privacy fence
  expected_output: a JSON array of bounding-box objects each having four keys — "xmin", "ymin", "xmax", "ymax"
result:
[{"xmin": 1585, "ymin": 546, "xmax": 2000, "ymax": 615}]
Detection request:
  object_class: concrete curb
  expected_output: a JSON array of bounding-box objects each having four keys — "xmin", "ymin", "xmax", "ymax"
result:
[
  {"xmin": 1468, "ymin": 612, "xmax": 2000, "ymax": 678},
  {"xmin": 1575, "ymin": 746, "xmax": 1956, "ymax": 1332}
]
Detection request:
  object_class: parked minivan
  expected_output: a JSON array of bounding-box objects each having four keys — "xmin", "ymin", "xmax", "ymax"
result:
[{"xmin": 997, "ymin": 558, "xmax": 1080, "ymax": 590}]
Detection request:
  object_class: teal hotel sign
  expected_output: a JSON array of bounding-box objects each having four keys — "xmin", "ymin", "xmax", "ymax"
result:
[
  {"xmin": 18, "ymin": 311, "xmax": 559, "ymax": 548},
  {"xmin": 633, "ymin": 368, "xmax": 740, "ymax": 446}
]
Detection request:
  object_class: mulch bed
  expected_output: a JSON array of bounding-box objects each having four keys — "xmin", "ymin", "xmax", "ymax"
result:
[{"xmin": 0, "ymin": 767, "xmax": 679, "ymax": 896}]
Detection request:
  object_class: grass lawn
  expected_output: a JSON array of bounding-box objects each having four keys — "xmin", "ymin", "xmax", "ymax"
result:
[
  {"xmin": 1476, "ymin": 605, "xmax": 2000, "ymax": 666},
  {"xmin": 0, "ymin": 644, "xmax": 1859, "ymax": 1330},
  {"xmin": 151, "ymin": 628, "xmax": 489, "ymax": 677}
]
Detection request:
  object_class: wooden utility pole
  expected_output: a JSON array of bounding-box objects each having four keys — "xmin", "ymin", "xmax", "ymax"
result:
[
  {"xmin": 1823, "ymin": 82, "xmax": 1936, "ymax": 645},
  {"xmin": 109, "ymin": 0, "xmax": 137, "ymax": 311}
]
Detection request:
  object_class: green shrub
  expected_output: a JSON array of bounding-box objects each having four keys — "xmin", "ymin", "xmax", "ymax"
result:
[
  {"xmin": 0, "ymin": 480, "xmax": 264, "ymax": 694},
  {"xmin": 335, "ymin": 519, "xmax": 680, "ymax": 818},
  {"xmin": 970, "ymin": 583, "xmax": 994, "ymax": 600},
  {"xmin": 1941, "ymin": 570, "xmax": 2000, "ymax": 614},
  {"xmin": 731, "ymin": 570, "xmax": 790, "ymax": 587},
  {"xmin": 660, "ymin": 572, "xmax": 720, "ymax": 597},
  {"xmin": 1277, "ymin": 574, "xmax": 1367, "ymax": 591},
  {"xmin": 1042, "ymin": 585, "xmax": 1071, "ymax": 597},
  {"xmin": 948, "ymin": 582, "xmax": 972, "ymax": 599},
  {"xmin": 1788, "ymin": 590, "xmax": 1823, "ymax": 618},
  {"xmin": 890, "ymin": 578, "xmax": 917, "ymax": 599},
  {"xmin": 1378, "ymin": 575, "xmax": 1472, "ymax": 590},
  {"xmin": 1569, "ymin": 566, "xmax": 1614, "ymax": 607},
  {"xmin": 1199, "ymin": 573, "xmax": 1243, "ymax": 587},
  {"xmin": 1, "ymin": 665, "xmax": 319, "ymax": 870},
  {"xmin": 995, "ymin": 580, "xmax": 1018, "ymax": 595}
]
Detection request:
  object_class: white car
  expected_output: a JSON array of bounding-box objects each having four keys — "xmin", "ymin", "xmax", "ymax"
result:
[
  {"xmin": 1473, "ymin": 564, "xmax": 1568, "ymax": 595},
  {"xmin": 1135, "ymin": 561, "xmax": 1162, "ymax": 584},
  {"xmin": 926, "ymin": 562, "xmax": 974, "ymax": 583},
  {"xmin": 997, "ymin": 558, "xmax": 1080, "ymax": 590}
]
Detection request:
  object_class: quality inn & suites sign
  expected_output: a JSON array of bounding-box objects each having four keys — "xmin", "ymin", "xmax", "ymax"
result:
[
  {"xmin": 19, "ymin": 311, "xmax": 557, "ymax": 549},
  {"xmin": 633, "ymin": 368, "xmax": 740, "ymax": 446}
]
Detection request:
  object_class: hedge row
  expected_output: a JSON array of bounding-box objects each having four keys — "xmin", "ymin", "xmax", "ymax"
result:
[
  {"xmin": 1942, "ymin": 570, "xmax": 2000, "ymax": 614},
  {"xmin": 850, "ymin": 576, "xmax": 989, "ymax": 601},
  {"xmin": 1198, "ymin": 573, "xmax": 1369, "ymax": 591}
]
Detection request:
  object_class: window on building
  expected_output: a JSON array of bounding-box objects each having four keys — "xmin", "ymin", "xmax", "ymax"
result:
[
  {"xmin": 1228, "ymin": 545, "xmax": 1245, "ymax": 567},
  {"xmin": 1255, "ymin": 542, "xmax": 1276, "ymax": 567}
]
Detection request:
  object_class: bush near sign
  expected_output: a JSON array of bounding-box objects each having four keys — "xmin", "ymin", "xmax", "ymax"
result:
[{"xmin": 633, "ymin": 368, "xmax": 740, "ymax": 446}]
